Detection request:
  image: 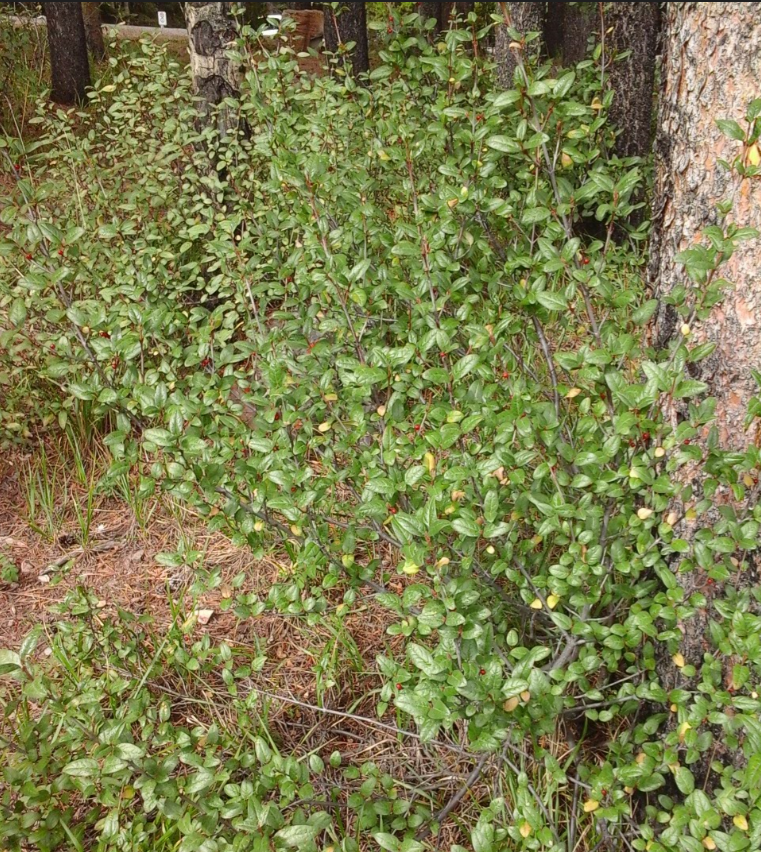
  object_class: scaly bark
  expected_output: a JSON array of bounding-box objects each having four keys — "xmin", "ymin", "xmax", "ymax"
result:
[
  {"xmin": 494, "ymin": 3, "xmax": 546, "ymax": 89},
  {"xmin": 322, "ymin": 2, "xmax": 368, "ymax": 77},
  {"xmin": 650, "ymin": 2, "xmax": 761, "ymax": 787},
  {"xmin": 44, "ymin": 2, "xmax": 91, "ymax": 105},
  {"xmin": 184, "ymin": 2, "xmax": 240, "ymax": 134},
  {"xmin": 81, "ymin": 2, "xmax": 106, "ymax": 61}
]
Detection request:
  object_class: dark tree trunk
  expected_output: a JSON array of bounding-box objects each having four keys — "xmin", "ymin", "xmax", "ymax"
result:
[
  {"xmin": 81, "ymin": 2, "xmax": 106, "ymax": 61},
  {"xmin": 650, "ymin": 1, "xmax": 761, "ymax": 792},
  {"xmin": 604, "ymin": 3, "xmax": 660, "ymax": 159},
  {"xmin": 289, "ymin": 1, "xmax": 314, "ymax": 8},
  {"xmin": 555, "ymin": 1, "xmax": 597, "ymax": 64},
  {"xmin": 418, "ymin": 2, "xmax": 453, "ymax": 34},
  {"xmin": 44, "ymin": 2, "xmax": 91, "ymax": 105},
  {"xmin": 184, "ymin": 2, "xmax": 240, "ymax": 134},
  {"xmin": 495, "ymin": 2, "xmax": 546, "ymax": 89},
  {"xmin": 323, "ymin": 2, "xmax": 368, "ymax": 77}
]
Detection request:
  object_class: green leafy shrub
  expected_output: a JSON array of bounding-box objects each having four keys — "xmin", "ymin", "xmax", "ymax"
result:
[{"xmin": 2, "ymin": 9, "xmax": 761, "ymax": 852}]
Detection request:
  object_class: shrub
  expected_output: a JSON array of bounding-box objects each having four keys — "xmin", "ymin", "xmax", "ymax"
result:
[{"xmin": 2, "ymin": 9, "xmax": 761, "ymax": 852}]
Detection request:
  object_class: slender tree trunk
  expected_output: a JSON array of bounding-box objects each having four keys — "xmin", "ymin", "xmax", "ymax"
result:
[
  {"xmin": 494, "ymin": 2, "xmax": 546, "ymax": 89},
  {"xmin": 555, "ymin": 1, "xmax": 596, "ymax": 64},
  {"xmin": 418, "ymin": 2, "xmax": 453, "ymax": 34},
  {"xmin": 322, "ymin": 2, "xmax": 368, "ymax": 77},
  {"xmin": 650, "ymin": 1, "xmax": 761, "ymax": 787},
  {"xmin": 44, "ymin": 2, "xmax": 91, "ymax": 105},
  {"xmin": 81, "ymin": 2, "xmax": 106, "ymax": 61},
  {"xmin": 184, "ymin": 2, "xmax": 240, "ymax": 134},
  {"xmin": 603, "ymin": 3, "xmax": 660, "ymax": 159}
]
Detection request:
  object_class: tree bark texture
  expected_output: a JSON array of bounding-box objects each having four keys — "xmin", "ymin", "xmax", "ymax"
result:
[
  {"xmin": 649, "ymin": 3, "xmax": 761, "ymax": 783},
  {"xmin": 603, "ymin": 3, "xmax": 660, "ymax": 159},
  {"xmin": 184, "ymin": 3, "xmax": 240, "ymax": 133},
  {"xmin": 494, "ymin": 2, "xmax": 546, "ymax": 89},
  {"xmin": 81, "ymin": 2, "xmax": 106, "ymax": 61},
  {"xmin": 44, "ymin": 2, "xmax": 91, "ymax": 105},
  {"xmin": 651, "ymin": 2, "xmax": 761, "ymax": 451},
  {"xmin": 553, "ymin": 0, "xmax": 596, "ymax": 64},
  {"xmin": 322, "ymin": 2, "xmax": 368, "ymax": 76}
]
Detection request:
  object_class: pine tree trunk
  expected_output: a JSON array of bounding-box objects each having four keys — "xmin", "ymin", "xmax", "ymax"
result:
[
  {"xmin": 81, "ymin": 2, "xmax": 106, "ymax": 61},
  {"xmin": 44, "ymin": 2, "xmax": 91, "ymax": 105},
  {"xmin": 604, "ymin": 3, "xmax": 660, "ymax": 159},
  {"xmin": 184, "ymin": 2, "xmax": 240, "ymax": 134},
  {"xmin": 494, "ymin": 3, "xmax": 546, "ymax": 89},
  {"xmin": 650, "ymin": 1, "xmax": 761, "ymax": 785},
  {"xmin": 322, "ymin": 2, "xmax": 368, "ymax": 76}
]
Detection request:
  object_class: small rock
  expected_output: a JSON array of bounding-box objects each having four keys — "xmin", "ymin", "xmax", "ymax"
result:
[{"xmin": 38, "ymin": 574, "xmax": 50, "ymax": 584}]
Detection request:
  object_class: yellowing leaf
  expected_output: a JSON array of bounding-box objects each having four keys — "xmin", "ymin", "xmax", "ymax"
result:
[
  {"xmin": 101, "ymin": 84, "xmax": 116, "ymax": 92},
  {"xmin": 253, "ymin": 520, "xmax": 265, "ymax": 532},
  {"xmin": 435, "ymin": 556, "xmax": 450, "ymax": 568},
  {"xmin": 654, "ymin": 446, "xmax": 665, "ymax": 458},
  {"xmin": 376, "ymin": 405, "xmax": 386, "ymax": 416},
  {"xmin": 401, "ymin": 560, "xmax": 420, "ymax": 576},
  {"xmin": 289, "ymin": 524, "xmax": 302, "ymax": 537},
  {"xmin": 377, "ymin": 149, "xmax": 390, "ymax": 161},
  {"xmin": 519, "ymin": 822, "xmax": 532, "ymax": 838},
  {"xmin": 324, "ymin": 393, "xmax": 338, "ymax": 402},
  {"xmin": 680, "ymin": 323, "xmax": 691, "ymax": 336},
  {"xmin": 744, "ymin": 474, "xmax": 755, "ymax": 487},
  {"xmin": 591, "ymin": 97, "xmax": 603, "ymax": 110},
  {"xmin": 318, "ymin": 421, "xmax": 332, "ymax": 433},
  {"xmin": 748, "ymin": 143, "xmax": 761, "ymax": 166},
  {"xmin": 733, "ymin": 815, "xmax": 749, "ymax": 831},
  {"xmin": 702, "ymin": 838, "xmax": 716, "ymax": 851},
  {"xmin": 529, "ymin": 598, "xmax": 543, "ymax": 609},
  {"xmin": 520, "ymin": 690, "xmax": 531, "ymax": 702},
  {"xmin": 666, "ymin": 511, "xmax": 678, "ymax": 526},
  {"xmin": 637, "ymin": 507, "xmax": 653, "ymax": 520},
  {"xmin": 673, "ymin": 652, "xmax": 685, "ymax": 668},
  {"xmin": 451, "ymin": 490, "xmax": 466, "ymax": 501},
  {"xmin": 503, "ymin": 696, "xmax": 519, "ymax": 712},
  {"xmin": 584, "ymin": 799, "xmax": 600, "ymax": 813},
  {"xmin": 447, "ymin": 198, "xmax": 459, "ymax": 208},
  {"xmin": 424, "ymin": 452, "xmax": 436, "ymax": 476},
  {"xmin": 546, "ymin": 594, "xmax": 559, "ymax": 610},
  {"xmin": 561, "ymin": 152, "xmax": 573, "ymax": 168},
  {"xmin": 678, "ymin": 721, "xmax": 691, "ymax": 741},
  {"xmin": 565, "ymin": 387, "xmax": 581, "ymax": 399}
]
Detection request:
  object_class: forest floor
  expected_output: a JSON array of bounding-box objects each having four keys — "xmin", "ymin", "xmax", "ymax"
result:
[{"xmin": 0, "ymin": 438, "xmax": 496, "ymax": 848}]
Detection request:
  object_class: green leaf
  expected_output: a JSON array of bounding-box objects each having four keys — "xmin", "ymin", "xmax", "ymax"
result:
[
  {"xmin": 9, "ymin": 299, "xmax": 26, "ymax": 327},
  {"xmin": 63, "ymin": 758, "xmax": 98, "ymax": 778},
  {"xmin": 275, "ymin": 825, "xmax": 318, "ymax": 847},
  {"xmin": 716, "ymin": 118, "xmax": 746, "ymax": 141},
  {"xmin": 452, "ymin": 515, "xmax": 480, "ymax": 538},
  {"xmin": 452, "ymin": 353, "xmax": 479, "ymax": 381},
  {"xmin": 536, "ymin": 290, "xmax": 568, "ymax": 311},
  {"xmin": 472, "ymin": 819, "xmax": 493, "ymax": 852},
  {"xmin": 485, "ymin": 135, "xmax": 516, "ymax": 153},
  {"xmin": 521, "ymin": 206, "xmax": 551, "ymax": 225},
  {"xmin": 0, "ymin": 649, "xmax": 22, "ymax": 674}
]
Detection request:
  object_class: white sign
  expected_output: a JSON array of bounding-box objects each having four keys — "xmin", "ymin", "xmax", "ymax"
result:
[{"xmin": 157, "ymin": 11, "xmax": 167, "ymax": 27}]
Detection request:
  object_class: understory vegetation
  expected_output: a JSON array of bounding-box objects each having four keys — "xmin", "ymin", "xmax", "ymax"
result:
[{"xmin": 2, "ymin": 8, "xmax": 761, "ymax": 852}]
